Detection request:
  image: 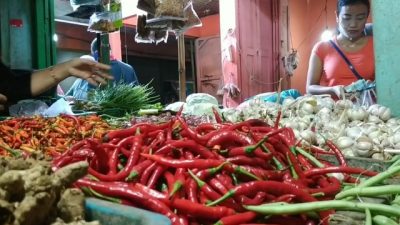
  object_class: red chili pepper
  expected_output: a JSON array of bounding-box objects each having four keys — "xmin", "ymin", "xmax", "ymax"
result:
[
  {"xmin": 141, "ymin": 153, "xmax": 224, "ymax": 169},
  {"xmin": 88, "ymin": 134, "xmax": 143, "ymax": 181},
  {"xmin": 134, "ymin": 183, "xmax": 167, "ymax": 199},
  {"xmin": 139, "ymin": 162, "xmax": 158, "ymax": 184},
  {"xmin": 226, "ymin": 156, "xmax": 272, "ymax": 170},
  {"xmin": 297, "ymin": 154, "xmax": 314, "ymax": 170},
  {"xmin": 207, "ymin": 181, "xmax": 321, "ymax": 212},
  {"xmin": 170, "ymin": 198, "xmax": 235, "ymax": 220},
  {"xmin": 326, "ymin": 140, "xmax": 347, "ymax": 167},
  {"xmin": 116, "ymin": 159, "xmax": 149, "ymax": 181},
  {"xmin": 185, "ymin": 179, "xmax": 198, "ymax": 203},
  {"xmin": 206, "ymin": 130, "xmax": 255, "ymax": 148},
  {"xmin": 215, "ymin": 211, "xmax": 258, "ymax": 225},
  {"xmin": 212, "ymin": 107, "xmax": 223, "ymax": 123},
  {"xmin": 272, "ymin": 194, "xmax": 296, "ymax": 203},
  {"xmin": 304, "ymin": 166, "xmax": 377, "ymax": 177},
  {"xmin": 308, "ymin": 176, "xmax": 341, "ymax": 197},
  {"xmin": 195, "ymin": 123, "xmax": 224, "ymax": 134},
  {"xmin": 188, "ymin": 170, "xmax": 242, "ymax": 212},
  {"xmin": 75, "ymin": 179, "xmax": 180, "ymax": 224},
  {"xmin": 238, "ymin": 192, "xmax": 272, "ymax": 205},
  {"xmin": 169, "ymin": 168, "xmax": 186, "ymax": 198},
  {"xmin": 155, "ymin": 140, "xmax": 216, "ymax": 159},
  {"xmin": 209, "ymin": 178, "xmax": 229, "ymax": 195},
  {"xmin": 147, "ymin": 165, "xmax": 168, "ymax": 189}
]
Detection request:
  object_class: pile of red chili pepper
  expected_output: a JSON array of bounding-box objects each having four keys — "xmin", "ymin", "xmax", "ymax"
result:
[
  {"xmin": 52, "ymin": 111, "xmax": 378, "ymax": 225},
  {"xmin": 0, "ymin": 114, "xmax": 112, "ymax": 157}
]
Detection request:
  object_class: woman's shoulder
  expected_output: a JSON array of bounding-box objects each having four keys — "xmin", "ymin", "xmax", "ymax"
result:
[{"xmin": 311, "ymin": 40, "xmax": 332, "ymax": 57}]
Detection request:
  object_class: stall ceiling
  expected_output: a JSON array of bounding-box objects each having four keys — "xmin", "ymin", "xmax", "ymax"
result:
[{"xmin": 55, "ymin": 0, "xmax": 219, "ymax": 25}]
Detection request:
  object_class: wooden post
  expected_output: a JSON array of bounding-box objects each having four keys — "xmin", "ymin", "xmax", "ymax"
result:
[{"xmin": 178, "ymin": 34, "xmax": 186, "ymax": 101}]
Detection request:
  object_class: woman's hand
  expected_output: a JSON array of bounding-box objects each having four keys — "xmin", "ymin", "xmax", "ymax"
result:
[
  {"xmin": 65, "ymin": 58, "xmax": 113, "ymax": 86},
  {"xmin": 0, "ymin": 94, "xmax": 7, "ymax": 111},
  {"xmin": 331, "ymin": 85, "xmax": 345, "ymax": 99}
]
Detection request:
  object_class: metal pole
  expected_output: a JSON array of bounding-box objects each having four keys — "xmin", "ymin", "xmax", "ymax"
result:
[{"xmin": 178, "ymin": 34, "xmax": 186, "ymax": 101}]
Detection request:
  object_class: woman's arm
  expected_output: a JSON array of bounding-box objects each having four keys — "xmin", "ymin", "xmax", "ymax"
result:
[
  {"xmin": 306, "ymin": 52, "xmax": 343, "ymax": 98},
  {"xmin": 30, "ymin": 58, "xmax": 112, "ymax": 96}
]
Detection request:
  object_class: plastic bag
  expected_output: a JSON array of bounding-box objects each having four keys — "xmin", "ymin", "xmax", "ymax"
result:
[
  {"xmin": 135, "ymin": 15, "xmax": 154, "ymax": 43},
  {"xmin": 87, "ymin": 0, "xmax": 122, "ymax": 33},
  {"xmin": 70, "ymin": 0, "xmax": 101, "ymax": 11},
  {"xmin": 154, "ymin": 0, "xmax": 185, "ymax": 18},
  {"xmin": 173, "ymin": 0, "xmax": 202, "ymax": 34},
  {"xmin": 344, "ymin": 80, "xmax": 376, "ymax": 108},
  {"xmin": 137, "ymin": 0, "xmax": 156, "ymax": 15}
]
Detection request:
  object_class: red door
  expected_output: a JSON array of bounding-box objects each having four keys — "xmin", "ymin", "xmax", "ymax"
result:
[
  {"xmin": 195, "ymin": 36, "xmax": 223, "ymax": 104},
  {"xmin": 237, "ymin": 0, "xmax": 278, "ymax": 101}
]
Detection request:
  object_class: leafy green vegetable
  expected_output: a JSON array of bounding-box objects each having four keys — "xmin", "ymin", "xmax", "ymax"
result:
[{"xmin": 88, "ymin": 82, "xmax": 159, "ymax": 115}]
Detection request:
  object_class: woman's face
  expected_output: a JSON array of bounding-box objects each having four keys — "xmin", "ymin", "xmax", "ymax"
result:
[{"xmin": 337, "ymin": 3, "xmax": 369, "ymax": 40}]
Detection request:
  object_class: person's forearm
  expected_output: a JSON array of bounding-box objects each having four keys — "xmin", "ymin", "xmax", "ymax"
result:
[
  {"xmin": 30, "ymin": 62, "xmax": 70, "ymax": 96},
  {"xmin": 307, "ymin": 85, "xmax": 337, "ymax": 96}
]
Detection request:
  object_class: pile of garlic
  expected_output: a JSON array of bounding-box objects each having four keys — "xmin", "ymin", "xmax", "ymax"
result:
[{"xmin": 223, "ymin": 94, "xmax": 399, "ymax": 160}]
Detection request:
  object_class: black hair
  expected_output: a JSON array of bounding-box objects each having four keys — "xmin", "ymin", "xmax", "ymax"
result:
[{"xmin": 337, "ymin": 0, "xmax": 370, "ymax": 15}]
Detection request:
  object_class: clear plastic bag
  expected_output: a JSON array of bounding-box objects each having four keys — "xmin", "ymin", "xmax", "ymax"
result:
[
  {"xmin": 135, "ymin": 14, "xmax": 154, "ymax": 43},
  {"xmin": 345, "ymin": 80, "xmax": 376, "ymax": 108},
  {"xmin": 87, "ymin": 0, "xmax": 122, "ymax": 33},
  {"xmin": 176, "ymin": 0, "xmax": 202, "ymax": 33},
  {"xmin": 88, "ymin": 12, "xmax": 119, "ymax": 33},
  {"xmin": 154, "ymin": 0, "xmax": 185, "ymax": 18}
]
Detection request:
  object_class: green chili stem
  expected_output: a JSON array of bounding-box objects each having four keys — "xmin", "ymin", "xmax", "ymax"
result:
[
  {"xmin": 296, "ymin": 147, "xmax": 324, "ymax": 168},
  {"xmin": 286, "ymin": 154, "xmax": 298, "ymax": 179},
  {"xmin": 245, "ymin": 135, "xmax": 269, "ymax": 154},
  {"xmin": 261, "ymin": 143, "xmax": 283, "ymax": 170},
  {"xmin": 206, "ymin": 190, "xmax": 235, "ymax": 207},
  {"xmin": 235, "ymin": 166, "xmax": 262, "ymax": 181},
  {"xmin": 188, "ymin": 169, "xmax": 205, "ymax": 188},
  {"xmin": 245, "ymin": 200, "xmax": 400, "ymax": 217}
]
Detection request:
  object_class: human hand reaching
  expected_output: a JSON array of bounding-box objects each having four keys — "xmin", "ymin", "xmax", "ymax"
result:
[{"xmin": 64, "ymin": 58, "xmax": 113, "ymax": 86}]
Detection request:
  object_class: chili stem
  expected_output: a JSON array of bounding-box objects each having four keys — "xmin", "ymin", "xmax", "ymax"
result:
[
  {"xmin": 244, "ymin": 200, "xmax": 400, "ymax": 217},
  {"xmin": 296, "ymin": 147, "xmax": 324, "ymax": 168},
  {"xmin": 261, "ymin": 143, "xmax": 283, "ymax": 170}
]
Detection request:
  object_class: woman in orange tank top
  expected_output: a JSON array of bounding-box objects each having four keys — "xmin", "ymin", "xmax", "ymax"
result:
[{"xmin": 306, "ymin": 0, "xmax": 374, "ymax": 98}]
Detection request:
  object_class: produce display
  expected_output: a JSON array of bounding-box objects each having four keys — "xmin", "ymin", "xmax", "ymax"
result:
[
  {"xmin": 0, "ymin": 115, "xmax": 112, "ymax": 157},
  {"xmin": 50, "ymin": 108, "xmax": 400, "ymax": 225},
  {"xmin": 2, "ymin": 91, "xmax": 400, "ymax": 225},
  {"xmin": 222, "ymin": 95, "xmax": 399, "ymax": 160},
  {"xmin": 0, "ymin": 157, "xmax": 98, "ymax": 225}
]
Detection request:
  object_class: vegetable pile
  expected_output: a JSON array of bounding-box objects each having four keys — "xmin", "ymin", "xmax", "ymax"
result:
[
  {"xmin": 86, "ymin": 83, "xmax": 159, "ymax": 116},
  {"xmin": 0, "ymin": 157, "xmax": 99, "ymax": 225},
  {"xmin": 0, "ymin": 115, "xmax": 112, "ymax": 157},
  {"xmin": 222, "ymin": 95, "xmax": 400, "ymax": 160},
  {"xmin": 51, "ymin": 109, "xmax": 400, "ymax": 225}
]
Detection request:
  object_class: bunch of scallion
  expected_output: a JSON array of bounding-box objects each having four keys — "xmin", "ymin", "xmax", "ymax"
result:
[{"xmin": 88, "ymin": 82, "xmax": 159, "ymax": 116}]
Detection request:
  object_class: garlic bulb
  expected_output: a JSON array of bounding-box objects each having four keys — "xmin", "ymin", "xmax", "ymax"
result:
[
  {"xmin": 336, "ymin": 99, "xmax": 353, "ymax": 110},
  {"xmin": 346, "ymin": 127, "xmax": 363, "ymax": 139},
  {"xmin": 336, "ymin": 136, "xmax": 354, "ymax": 149},
  {"xmin": 347, "ymin": 108, "xmax": 368, "ymax": 121},
  {"xmin": 378, "ymin": 106, "xmax": 391, "ymax": 121},
  {"xmin": 300, "ymin": 130, "xmax": 316, "ymax": 144}
]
